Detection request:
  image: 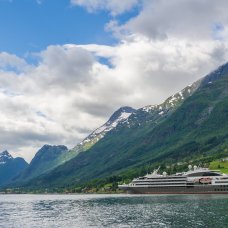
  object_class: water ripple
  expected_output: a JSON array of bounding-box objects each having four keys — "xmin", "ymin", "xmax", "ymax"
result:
[{"xmin": 0, "ymin": 194, "xmax": 227, "ymax": 227}]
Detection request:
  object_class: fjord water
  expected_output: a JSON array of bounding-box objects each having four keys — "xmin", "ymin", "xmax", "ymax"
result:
[{"xmin": 0, "ymin": 194, "xmax": 227, "ymax": 228}]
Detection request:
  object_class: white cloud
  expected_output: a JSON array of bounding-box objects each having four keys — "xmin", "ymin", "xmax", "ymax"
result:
[
  {"xmin": 121, "ymin": 0, "xmax": 228, "ymax": 41},
  {"xmin": 37, "ymin": 45, "xmax": 95, "ymax": 87},
  {"xmin": 0, "ymin": 52, "xmax": 29, "ymax": 72},
  {"xmin": 1, "ymin": 38, "xmax": 228, "ymax": 162},
  {"xmin": 71, "ymin": 0, "xmax": 141, "ymax": 15},
  {"xmin": 1, "ymin": 0, "xmax": 228, "ymax": 162}
]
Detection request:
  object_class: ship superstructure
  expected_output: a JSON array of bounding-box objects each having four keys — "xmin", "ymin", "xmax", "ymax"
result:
[{"xmin": 119, "ymin": 166, "xmax": 228, "ymax": 194}]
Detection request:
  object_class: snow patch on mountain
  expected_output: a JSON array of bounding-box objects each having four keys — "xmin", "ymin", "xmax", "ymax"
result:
[
  {"xmin": 142, "ymin": 105, "xmax": 157, "ymax": 112},
  {"xmin": 75, "ymin": 107, "xmax": 136, "ymax": 150},
  {"xmin": 87, "ymin": 110, "xmax": 134, "ymax": 140},
  {"xmin": 72, "ymin": 77, "xmax": 203, "ymax": 154},
  {"xmin": 140, "ymin": 81, "xmax": 200, "ymax": 117},
  {"xmin": 93, "ymin": 111, "xmax": 132, "ymax": 135},
  {"xmin": 0, "ymin": 151, "xmax": 13, "ymax": 165},
  {"xmin": 122, "ymin": 78, "xmax": 202, "ymax": 128},
  {"xmin": 70, "ymin": 63, "xmax": 228, "ymax": 159}
]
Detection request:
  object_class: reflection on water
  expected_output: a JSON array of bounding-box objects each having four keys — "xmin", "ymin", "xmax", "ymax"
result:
[{"xmin": 0, "ymin": 194, "xmax": 227, "ymax": 227}]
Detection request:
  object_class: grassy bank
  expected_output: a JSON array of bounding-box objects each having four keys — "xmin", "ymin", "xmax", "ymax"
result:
[{"xmin": 209, "ymin": 160, "xmax": 228, "ymax": 174}]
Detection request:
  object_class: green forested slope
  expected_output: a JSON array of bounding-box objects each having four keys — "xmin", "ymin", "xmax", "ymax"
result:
[
  {"xmin": 13, "ymin": 145, "xmax": 68, "ymax": 183},
  {"xmin": 23, "ymin": 63, "xmax": 228, "ymax": 188}
]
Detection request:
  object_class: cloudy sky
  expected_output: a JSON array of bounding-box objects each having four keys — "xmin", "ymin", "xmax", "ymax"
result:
[{"xmin": 1, "ymin": 0, "xmax": 228, "ymax": 162}]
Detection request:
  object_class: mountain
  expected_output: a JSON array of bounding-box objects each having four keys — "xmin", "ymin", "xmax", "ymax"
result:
[
  {"xmin": 80, "ymin": 106, "xmax": 136, "ymax": 146},
  {"xmin": 20, "ymin": 62, "xmax": 228, "ymax": 188},
  {"xmin": 71, "ymin": 106, "xmax": 136, "ymax": 153},
  {"xmin": 14, "ymin": 145, "xmax": 68, "ymax": 182},
  {"xmin": 49, "ymin": 106, "xmax": 136, "ymax": 167},
  {"xmin": 0, "ymin": 151, "xmax": 28, "ymax": 186},
  {"xmin": 12, "ymin": 108, "xmax": 136, "ymax": 186},
  {"xmin": 119, "ymin": 80, "xmax": 200, "ymax": 129},
  {"xmin": 0, "ymin": 150, "xmax": 13, "ymax": 165}
]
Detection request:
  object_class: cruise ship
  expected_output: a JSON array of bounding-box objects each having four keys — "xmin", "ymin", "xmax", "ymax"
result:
[{"xmin": 118, "ymin": 165, "xmax": 228, "ymax": 194}]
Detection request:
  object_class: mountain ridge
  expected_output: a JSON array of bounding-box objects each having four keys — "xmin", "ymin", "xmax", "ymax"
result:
[
  {"xmin": 0, "ymin": 150, "xmax": 13, "ymax": 165},
  {"xmin": 53, "ymin": 106, "xmax": 137, "ymax": 167},
  {"xmin": 7, "ymin": 62, "xmax": 228, "ymax": 189}
]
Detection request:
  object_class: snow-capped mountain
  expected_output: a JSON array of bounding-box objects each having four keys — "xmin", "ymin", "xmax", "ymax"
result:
[
  {"xmin": 71, "ymin": 106, "xmax": 136, "ymax": 154},
  {"xmin": 116, "ymin": 63, "xmax": 228, "ymax": 131},
  {"xmin": 117, "ymin": 80, "xmax": 201, "ymax": 129},
  {"xmin": 0, "ymin": 150, "xmax": 13, "ymax": 165},
  {"xmin": 0, "ymin": 150, "xmax": 28, "ymax": 186},
  {"xmin": 83, "ymin": 106, "xmax": 136, "ymax": 143},
  {"xmin": 15, "ymin": 62, "xmax": 228, "ymax": 188},
  {"xmin": 70, "ymin": 82, "xmax": 201, "ymax": 156}
]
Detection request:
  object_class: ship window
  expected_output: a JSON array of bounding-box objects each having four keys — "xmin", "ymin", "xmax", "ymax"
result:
[
  {"xmin": 187, "ymin": 172, "xmax": 221, "ymax": 177},
  {"xmin": 215, "ymin": 181, "xmax": 228, "ymax": 184}
]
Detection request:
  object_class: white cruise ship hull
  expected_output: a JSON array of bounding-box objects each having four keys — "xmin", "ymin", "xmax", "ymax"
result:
[
  {"xmin": 119, "ymin": 185, "xmax": 228, "ymax": 194},
  {"xmin": 119, "ymin": 167, "xmax": 228, "ymax": 194}
]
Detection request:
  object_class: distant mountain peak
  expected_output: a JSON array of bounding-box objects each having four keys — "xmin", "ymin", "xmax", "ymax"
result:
[
  {"xmin": 0, "ymin": 150, "xmax": 13, "ymax": 165},
  {"xmin": 31, "ymin": 145, "xmax": 68, "ymax": 163},
  {"xmin": 70, "ymin": 106, "xmax": 136, "ymax": 154},
  {"xmin": 105, "ymin": 106, "xmax": 136, "ymax": 128},
  {"xmin": 13, "ymin": 144, "xmax": 69, "ymax": 183},
  {"xmin": 84, "ymin": 106, "xmax": 136, "ymax": 141},
  {"xmin": 117, "ymin": 106, "xmax": 136, "ymax": 112},
  {"xmin": 0, "ymin": 150, "xmax": 28, "ymax": 186}
]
